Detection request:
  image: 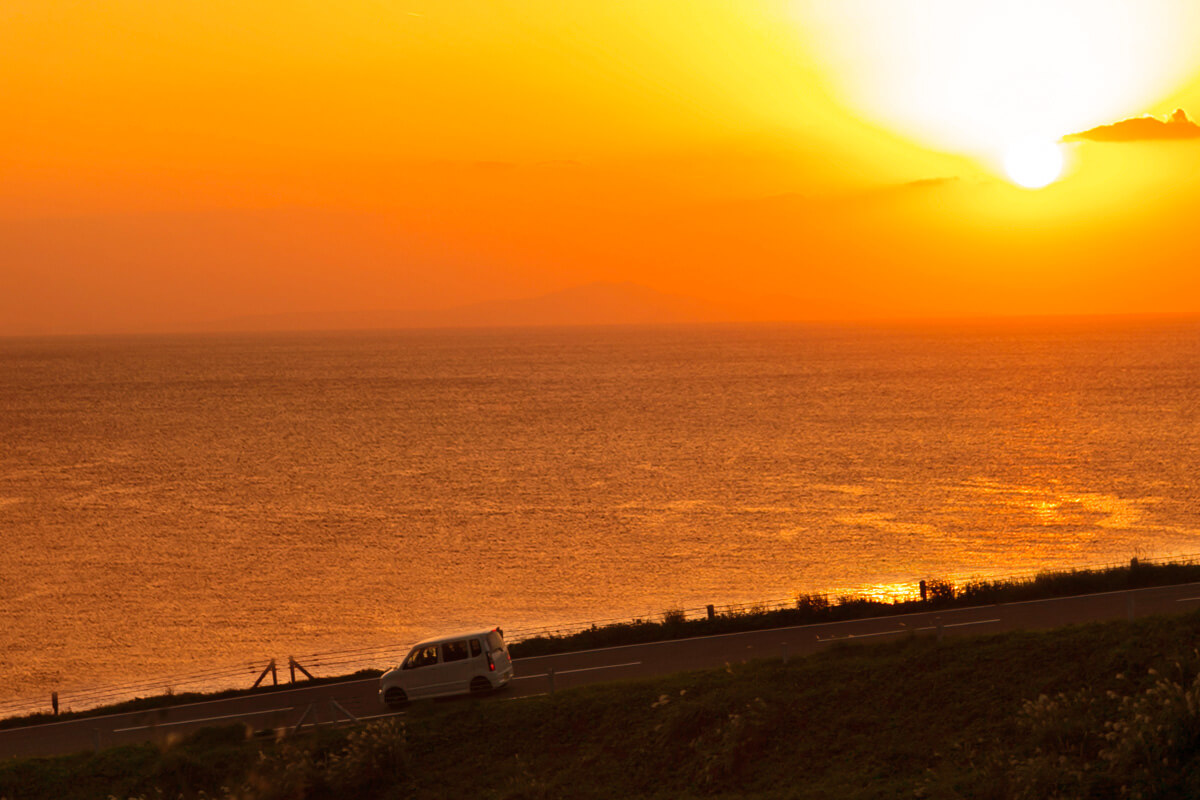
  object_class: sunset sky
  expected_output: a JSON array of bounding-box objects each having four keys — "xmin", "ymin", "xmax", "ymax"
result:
[{"xmin": 5, "ymin": 0, "xmax": 1200, "ymax": 335}]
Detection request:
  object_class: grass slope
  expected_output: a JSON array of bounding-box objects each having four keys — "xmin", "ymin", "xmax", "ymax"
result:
[{"xmin": 6, "ymin": 611, "xmax": 1200, "ymax": 799}]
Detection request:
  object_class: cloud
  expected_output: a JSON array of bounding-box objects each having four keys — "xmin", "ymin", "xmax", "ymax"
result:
[{"xmin": 1063, "ymin": 108, "xmax": 1200, "ymax": 142}]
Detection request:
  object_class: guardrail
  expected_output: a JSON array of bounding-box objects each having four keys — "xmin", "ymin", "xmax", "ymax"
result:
[{"xmin": 4, "ymin": 550, "xmax": 1199, "ymax": 722}]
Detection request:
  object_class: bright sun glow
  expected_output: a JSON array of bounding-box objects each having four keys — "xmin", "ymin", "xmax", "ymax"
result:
[
  {"xmin": 1003, "ymin": 139, "xmax": 1064, "ymax": 189},
  {"xmin": 792, "ymin": 1, "xmax": 1200, "ymax": 167}
]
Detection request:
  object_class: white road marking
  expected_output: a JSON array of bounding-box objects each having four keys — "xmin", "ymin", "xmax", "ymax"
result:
[
  {"xmin": 113, "ymin": 707, "xmax": 294, "ymax": 733},
  {"xmin": 513, "ymin": 661, "xmax": 642, "ymax": 680},
  {"xmin": 816, "ymin": 618, "xmax": 1000, "ymax": 642},
  {"xmin": 817, "ymin": 629, "xmax": 907, "ymax": 642},
  {"xmin": 942, "ymin": 618, "xmax": 1001, "ymax": 629},
  {"xmin": 1175, "ymin": 597, "xmax": 1200, "ymax": 603},
  {"xmin": 354, "ymin": 711, "xmax": 407, "ymax": 722},
  {"xmin": 1003, "ymin": 583, "xmax": 1200, "ymax": 607}
]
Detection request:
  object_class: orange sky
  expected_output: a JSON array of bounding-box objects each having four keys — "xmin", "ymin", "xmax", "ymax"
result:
[{"xmin": 4, "ymin": 1, "xmax": 1200, "ymax": 335}]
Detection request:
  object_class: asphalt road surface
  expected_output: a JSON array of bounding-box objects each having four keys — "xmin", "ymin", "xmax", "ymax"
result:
[{"xmin": 4, "ymin": 581, "xmax": 1200, "ymax": 760}]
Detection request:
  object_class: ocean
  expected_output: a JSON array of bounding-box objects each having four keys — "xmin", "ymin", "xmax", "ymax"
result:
[{"xmin": 2, "ymin": 319, "xmax": 1198, "ymax": 707}]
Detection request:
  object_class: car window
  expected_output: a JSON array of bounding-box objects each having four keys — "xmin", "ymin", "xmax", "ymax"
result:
[
  {"xmin": 442, "ymin": 640, "xmax": 468, "ymax": 663},
  {"xmin": 404, "ymin": 645, "xmax": 439, "ymax": 669},
  {"xmin": 470, "ymin": 639, "xmax": 481, "ymax": 657}
]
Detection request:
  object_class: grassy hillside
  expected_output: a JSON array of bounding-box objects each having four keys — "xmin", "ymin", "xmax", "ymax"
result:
[{"xmin": 6, "ymin": 611, "xmax": 1200, "ymax": 799}]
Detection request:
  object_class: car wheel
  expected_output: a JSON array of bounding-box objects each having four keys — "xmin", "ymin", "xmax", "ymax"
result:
[
  {"xmin": 470, "ymin": 676, "xmax": 492, "ymax": 695},
  {"xmin": 383, "ymin": 687, "xmax": 408, "ymax": 710}
]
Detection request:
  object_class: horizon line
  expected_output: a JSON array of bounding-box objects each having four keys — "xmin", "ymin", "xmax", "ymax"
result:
[{"xmin": 3, "ymin": 309, "xmax": 1199, "ymax": 342}]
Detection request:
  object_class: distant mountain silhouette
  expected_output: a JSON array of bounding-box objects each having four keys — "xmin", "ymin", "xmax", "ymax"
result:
[{"xmin": 215, "ymin": 281, "xmax": 734, "ymax": 332}]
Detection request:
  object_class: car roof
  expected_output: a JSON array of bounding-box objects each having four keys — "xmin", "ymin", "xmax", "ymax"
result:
[{"xmin": 410, "ymin": 628, "xmax": 501, "ymax": 648}]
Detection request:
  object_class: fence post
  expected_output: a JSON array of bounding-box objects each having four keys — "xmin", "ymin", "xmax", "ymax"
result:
[
  {"xmin": 547, "ymin": 667, "xmax": 556, "ymax": 695},
  {"xmin": 252, "ymin": 659, "xmax": 277, "ymax": 689},
  {"xmin": 51, "ymin": 692, "xmax": 58, "ymax": 716},
  {"xmin": 290, "ymin": 657, "xmax": 315, "ymax": 682},
  {"xmin": 706, "ymin": 604, "xmax": 715, "ymax": 620},
  {"xmin": 919, "ymin": 580, "xmax": 927, "ymax": 601}
]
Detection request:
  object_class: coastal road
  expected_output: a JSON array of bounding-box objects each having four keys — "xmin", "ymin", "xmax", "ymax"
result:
[{"xmin": 4, "ymin": 580, "xmax": 1200, "ymax": 760}]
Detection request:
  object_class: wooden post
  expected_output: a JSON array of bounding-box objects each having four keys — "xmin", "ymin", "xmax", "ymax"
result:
[
  {"xmin": 706, "ymin": 604, "xmax": 715, "ymax": 620},
  {"xmin": 919, "ymin": 580, "xmax": 927, "ymax": 601},
  {"xmin": 252, "ymin": 659, "xmax": 277, "ymax": 689},
  {"xmin": 51, "ymin": 692, "xmax": 58, "ymax": 716},
  {"xmin": 290, "ymin": 657, "xmax": 315, "ymax": 682},
  {"xmin": 547, "ymin": 667, "xmax": 556, "ymax": 695}
]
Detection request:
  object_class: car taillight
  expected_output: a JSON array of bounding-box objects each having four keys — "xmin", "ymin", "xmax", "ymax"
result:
[{"xmin": 487, "ymin": 652, "xmax": 496, "ymax": 671}]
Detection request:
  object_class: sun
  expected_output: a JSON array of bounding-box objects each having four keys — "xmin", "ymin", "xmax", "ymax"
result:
[
  {"xmin": 1003, "ymin": 139, "xmax": 1064, "ymax": 189},
  {"xmin": 791, "ymin": 2, "xmax": 1200, "ymax": 171}
]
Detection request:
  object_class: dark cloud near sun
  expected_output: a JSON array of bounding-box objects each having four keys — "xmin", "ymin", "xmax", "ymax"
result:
[{"xmin": 1063, "ymin": 109, "xmax": 1200, "ymax": 143}]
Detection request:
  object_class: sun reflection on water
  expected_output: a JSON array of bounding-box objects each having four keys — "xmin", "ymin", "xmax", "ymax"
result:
[
  {"xmin": 851, "ymin": 582, "xmax": 924, "ymax": 604},
  {"xmin": 1031, "ymin": 499, "xmax": 1062, "ymax": 521}
]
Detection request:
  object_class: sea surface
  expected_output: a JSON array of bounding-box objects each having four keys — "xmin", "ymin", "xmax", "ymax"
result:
[{"xmin": 2, "ymin": 320, "xmax": 1199, "ymax": 707}]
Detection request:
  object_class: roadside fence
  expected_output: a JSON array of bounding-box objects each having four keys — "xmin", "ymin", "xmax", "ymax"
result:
[{"xmin": 0, "ymin": 660, "xmax": 272, "ymax": 722}]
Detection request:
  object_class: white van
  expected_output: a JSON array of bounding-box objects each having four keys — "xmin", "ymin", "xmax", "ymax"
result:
[{"xmin": 379, "ymin": 628, "xmax": 514, "ymax": 709}]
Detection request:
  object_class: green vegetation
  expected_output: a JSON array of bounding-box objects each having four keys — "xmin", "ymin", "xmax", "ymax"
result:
[{"xmin": 7, "ymin": 611, "xmax": 1200, "ymax": 799}]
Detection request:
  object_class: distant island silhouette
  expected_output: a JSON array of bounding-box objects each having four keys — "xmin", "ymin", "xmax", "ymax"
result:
[{"xmin": 1063, "ymin": 108, "xmax": 1200, "ymax": 142}]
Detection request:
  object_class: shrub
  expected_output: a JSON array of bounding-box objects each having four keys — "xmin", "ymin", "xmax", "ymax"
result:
[
  {"xmin": 948, "ymin": 655, "xmax": 1200, "ymax": 800},
  {"xmin": 924, "ymin": 579, "xmax": 956, "ymax": 604},
  {"xmin": 324, "ymin": 718, "xmax": 409, "ymax": 795},
  {"xmin": 795, "ymin": 593, "xmax": 831, "ymax": 616}
]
